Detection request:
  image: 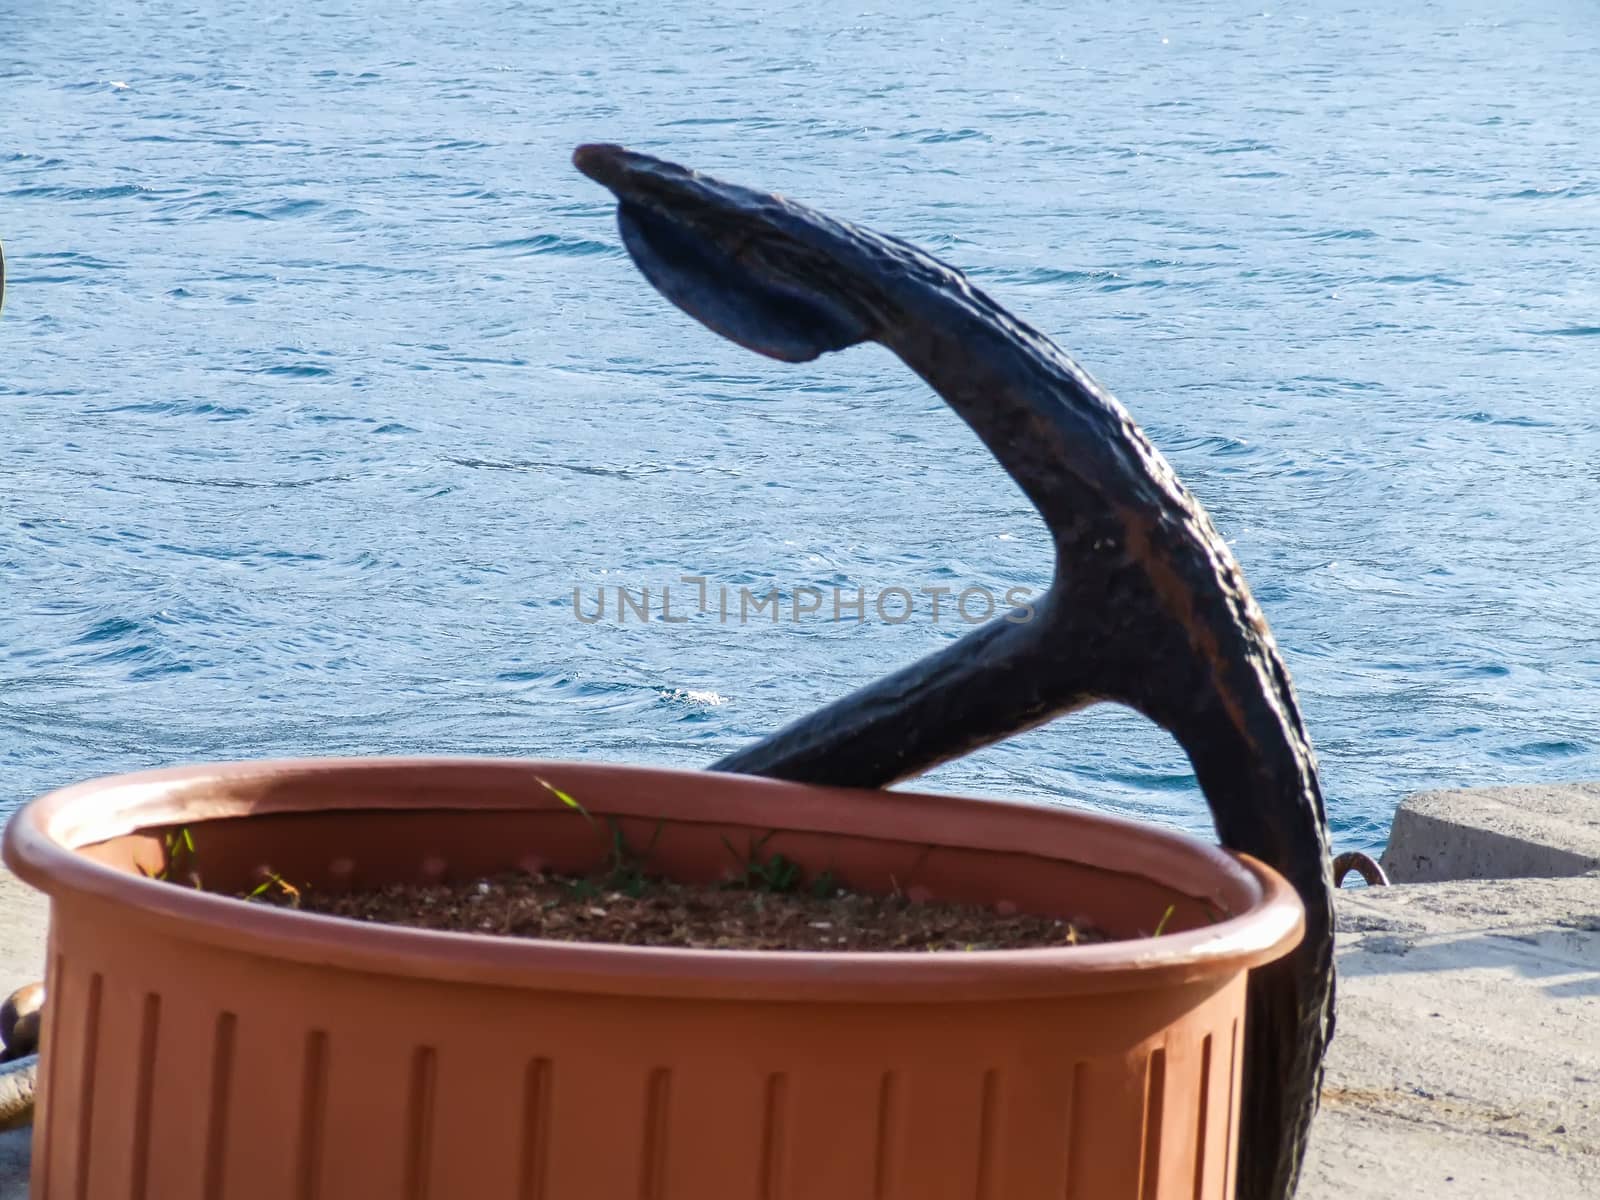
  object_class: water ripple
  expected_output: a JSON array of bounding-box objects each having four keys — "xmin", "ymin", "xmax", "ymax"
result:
[{"xmin": 3, "ymin": 0, "xmax": 1599, "ymax": 853}]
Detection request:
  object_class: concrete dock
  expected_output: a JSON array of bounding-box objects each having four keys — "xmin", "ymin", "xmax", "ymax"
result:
[
  {"xmin": 1301, "ymin": 871, "xmax": 1598, "ymax": 1197},
  {"xmin": 1, "ymin": 784, "xmax": 1595, "ymax": 1197}
]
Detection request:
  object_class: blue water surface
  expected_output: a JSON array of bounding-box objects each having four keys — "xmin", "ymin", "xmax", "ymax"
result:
[{"xmin": 4, "ymin": 1, "xmax": 1599, "ymax": 853}]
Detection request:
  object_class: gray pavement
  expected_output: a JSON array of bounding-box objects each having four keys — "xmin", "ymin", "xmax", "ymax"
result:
[{"xmin": 1300, "ymin": 872, "xmax": 1599, "ymax": 1198}]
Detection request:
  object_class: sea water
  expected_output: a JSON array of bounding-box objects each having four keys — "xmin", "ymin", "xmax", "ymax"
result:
[{"xmin": 4, "ymin": 1, "xmax": 1599, "ymax": 852}]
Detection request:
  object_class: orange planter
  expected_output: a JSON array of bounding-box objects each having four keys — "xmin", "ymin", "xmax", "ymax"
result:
[{"xmin": 3, "ymin": 758, "xmax": 1301, "ymax": 1199}]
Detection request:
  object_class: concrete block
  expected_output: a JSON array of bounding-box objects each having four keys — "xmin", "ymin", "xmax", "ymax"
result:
[{"xmin": 1381, "ymin": 783, "xmax": 1600, "ymax": 884}]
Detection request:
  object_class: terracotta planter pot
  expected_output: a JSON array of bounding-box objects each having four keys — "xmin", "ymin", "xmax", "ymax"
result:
[{"xmin": 3, "ymin": 758, "xmax": 1302, "ymax": 1200}]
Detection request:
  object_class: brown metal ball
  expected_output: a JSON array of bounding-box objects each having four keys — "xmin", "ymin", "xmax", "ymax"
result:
[{"xmin": 0, "ymin": 983, "xmax": 44, "ymax": 1058}]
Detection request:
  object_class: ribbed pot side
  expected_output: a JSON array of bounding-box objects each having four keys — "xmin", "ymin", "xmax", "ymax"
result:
[{"xmin": 3, "ymin": 758, "xmax": 1303, "ymax": 1200}]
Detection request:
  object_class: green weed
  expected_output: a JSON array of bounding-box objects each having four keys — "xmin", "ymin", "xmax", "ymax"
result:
[
  {"xmin": 720, "ymin": 831, "xmax": 837, "ymax": 899},
  {"xmin": 1151, "ymin": 904, "xmax": 1177, "ymax": 937},
  {"xmin": 137, "ymin": 826, "xmax": 200, "ymax": 888},
  {"xmin": 536, "ymin": 777, "xmax": 662, "ymax": 897}
]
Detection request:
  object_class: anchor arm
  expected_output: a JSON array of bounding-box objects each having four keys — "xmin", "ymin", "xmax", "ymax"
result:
[{"xmin": 715, "ymin": 605, "xmax": 1088, "ymax": 785}]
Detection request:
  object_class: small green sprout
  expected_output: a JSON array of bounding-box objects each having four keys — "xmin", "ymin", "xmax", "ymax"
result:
[
  {"xmin": 535, "ymin": 776, "xmax": 596, "ymax": 829},
  {"xmin": 138, "ymin": 826, "xmax": 200, "ymax": 887},
  {"xmin": 1151, "ymin": 904, "xmax": 1177, "ymax": 937},
  {"xmin": 720, "ymin": 832, "xmax": 833, "ymax": 896},
  {"xmin": 538, "ymin": 778, "xmax": 663, "ymax": 895},
  {"xmin": 243, "ymin": 872, "xmax": 302, "ymax": 907}
]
